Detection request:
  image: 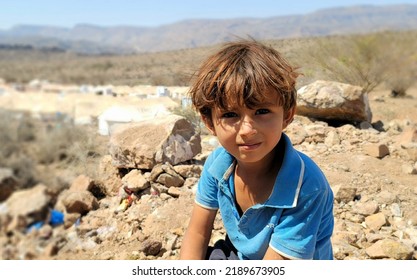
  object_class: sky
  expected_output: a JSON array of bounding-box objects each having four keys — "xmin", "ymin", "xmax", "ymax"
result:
[{"xmin": 1, "ymin": 0, "xmax": 417, "ymax": 30}]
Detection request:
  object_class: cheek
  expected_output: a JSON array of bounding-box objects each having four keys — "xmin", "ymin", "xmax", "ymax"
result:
[
  {"xmin": 214, "ymin": 120, "xmax": 237, "ymax": 133},
  {"xmin": 258, "ymin": 117, "xmax": 284, "ymax": 130},
  {"xmin": 214, "ymin": 128, "xmax": 233, "ymax": 141}
]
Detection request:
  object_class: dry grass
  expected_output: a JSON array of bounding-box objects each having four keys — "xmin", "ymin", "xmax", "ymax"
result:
[
  {"xmin": 0, "ymin": 109, "xmax": 106, "ymax": 190},
  {"xmin": 1, "ymin": 30, "xmax": 416, "ymax": 93},
  {"xmin": 0, "ymin": 46, "xmax": 215, "ymax": 86}
]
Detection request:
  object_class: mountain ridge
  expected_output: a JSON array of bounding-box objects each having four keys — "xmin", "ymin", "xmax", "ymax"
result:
[{"xmin": 1, "ymin": 4, "xmax": 416, "ymax": 54}]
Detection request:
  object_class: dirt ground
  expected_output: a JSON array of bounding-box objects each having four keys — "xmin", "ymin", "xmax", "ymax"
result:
[
  {"xmin": 1, "ymin": 83, "xmax": 416, "ymax": 260},
  {"xmin": 59, "ymin": 85, "xmax": 417, "ymax": 260},
  {"xmin": 321, "ymin": 85, "xmax": 417, "ymax": 187}
]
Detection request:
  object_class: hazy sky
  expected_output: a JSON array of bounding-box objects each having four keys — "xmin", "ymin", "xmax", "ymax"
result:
[{"xmin": 1, "ymin": 0, "xmax": 417, "ymax": 29}]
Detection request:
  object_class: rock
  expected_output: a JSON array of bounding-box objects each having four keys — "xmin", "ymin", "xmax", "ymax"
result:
[
  {"xmin": 173, "ymin": 165, "xmax": 202, "ymax": 178},
  {"xmin": 109, "ymin": 115, "xmax": 201, "ymax": 169},
  {"xmin": 353, "ymin": 200, "xmax": 379, "ymax": 216},
  {"xmin": 375, "ymin": 190, "xmax": 397, "ymax": 205},
  {"xmin": 64, "ymin": 212, "xmax": 81, "ymax": 229},
  {"xmin": 365, "ymin": 239, "xmax": 414, "ymax": 259},
  {"xmin": 60, "ymin": 191, "xmax": 99, "ymax": 215},
  {"xmin": 325, "ymin": 130, "xmax": 341, "ymax": 146},
  {"xmin": 304, "ymin": 123, "xmax": 327, "ymax": 143},
  {"xmin": 156, "ymin": 173, "xmax": 184, "ymax": 188},
  {"xmin": 122, "ymin": 170, "xmax": 150, "ymax": 192},
  {"xmin": 70, "ymin": 175, "xmax": 106, "ymax": 200},
  {"xmin": 359, "ymin": 121, "xmax": 373, "ymax": 130},
  {"xmin": 285, "ymin": 120, "xmax": 308, "ymax": 145},
  {"xmin": 69, "ymin": 175, "xmax": 94, "ymax": 192},
  {"xmin": 365, "ymin": 213, "xmax": 387, "ymax": 231},
  {"xmin": 149, "ymin": 164, "xmax": 165, "ymax": 181},
  {"xmin": 3, "ymin": 184, "xmax": 51, "ymax": 229},
  {"xmin": 390, "ymin": 203, "xmax": 402, "ymax": 217},
  {"xmin": 98, "ymin": 155, "xmax": 123, "ymax": 196},
  {"xmin": 363, "ymin": 143, "xmax": 390, "ymax": 158},
  {"xmin": 167, "ymin": 186, "xmax": 182, "ymax": 197},
  {"xmin": 334, "ymin": 185, "xmax": 357, "ymax": 203},
  {"xmin": 296, "ymin": 80, "xmax": 372, "ymax": 123},
  {"xmin": 365, "ymin": 233, "xmax": 385, "ymax": 243},
  {"xmin": 140, "ymin": 239, "xmax": 162, "ymax": 256}
]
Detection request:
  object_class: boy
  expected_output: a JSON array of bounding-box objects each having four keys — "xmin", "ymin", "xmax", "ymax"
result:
[{"xmin": 180, "ymin": 39, "xmax": 334, "ymax": 260}]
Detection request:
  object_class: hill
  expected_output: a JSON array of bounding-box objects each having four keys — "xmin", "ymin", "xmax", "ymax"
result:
[{"xmin": 0, "ymin": 4, "xmax": 417, "ymax": 54}]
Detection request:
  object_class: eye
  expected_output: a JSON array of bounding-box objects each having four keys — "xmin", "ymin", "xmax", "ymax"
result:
[
  {"xmin": 255, "ymin": 109, "xmax": 270, "ymax": 115},
  {"xmin": 221, "ymin": 112, "xmax": 238, "ymax": 118}
]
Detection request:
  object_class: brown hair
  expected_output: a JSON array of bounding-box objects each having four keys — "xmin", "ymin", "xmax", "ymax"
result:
[{"xmin": 189, "ymin": 39, "xmax": 300, "ymax": 124}]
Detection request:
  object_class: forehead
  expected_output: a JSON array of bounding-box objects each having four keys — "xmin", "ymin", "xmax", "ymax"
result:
[{"xmin": 220, "ymin": 87, "xmax": 282, "ymax": 109}]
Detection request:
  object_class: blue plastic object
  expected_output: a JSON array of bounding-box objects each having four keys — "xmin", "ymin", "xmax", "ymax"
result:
[{"xmin": 49, "ymin": 209, "xmax": 64, "ymax": 226}]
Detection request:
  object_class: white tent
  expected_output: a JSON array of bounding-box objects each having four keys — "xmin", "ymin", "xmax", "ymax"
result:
[{"xmin": 98, "ymin": 104, "xmax": 171, "ymax": 136}]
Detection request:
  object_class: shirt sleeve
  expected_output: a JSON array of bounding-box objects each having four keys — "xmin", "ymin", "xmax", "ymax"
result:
[
  {"xmin": 195, "ymin": 151, "xmax": 220, "ymax": 210},
  {"xmin": 269, "ymin": 185, "xmax": 333, "ymax": 259}
]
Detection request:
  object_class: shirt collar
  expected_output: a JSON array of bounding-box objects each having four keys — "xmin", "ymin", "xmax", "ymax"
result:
[
  {"xmin": 264, "ymin": 133, "xmax": 304, "ymax": 208},
  {"xmin": 207, "ymin": 148, "xmax": 235, "ymax": 182}
]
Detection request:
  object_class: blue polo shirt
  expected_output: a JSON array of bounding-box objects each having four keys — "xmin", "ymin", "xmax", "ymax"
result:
[{"xmin": 195, "ymin": 133, "xmax": 334, "ymax": 260}]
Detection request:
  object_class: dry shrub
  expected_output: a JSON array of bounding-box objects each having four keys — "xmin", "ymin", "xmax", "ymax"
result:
[
  {"xmin": 3, "ymin": 155, "xmax": 37, "ymax": 188},
  {"xmin": 0, "ymin": 109, "xmax": 106, "ymax": 189},
  {"xmin": 0, "ymin": 110, "xmax": 37, "ymax": 188},
  {"xmin": 382, "ymin": 31, "xmax": 417, "ymax": 97},
  {"xmin": 292, "ymin": 31, "xmax": 417, "ymax": 94},
  {"xmin": 0, "ymin": 112, "xmax": 19, "ymax": 158},
  {"xmin": 34, "ymin": 122, "xmax": 105, "ymax": 177}
]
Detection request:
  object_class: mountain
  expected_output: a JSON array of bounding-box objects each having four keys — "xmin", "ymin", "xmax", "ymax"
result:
[{"xmin": 1, "ymin": 4, "xmax": 416, "ymax": 54}]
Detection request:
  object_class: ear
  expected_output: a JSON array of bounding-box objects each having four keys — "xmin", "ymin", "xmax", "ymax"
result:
[
  {"xmin": 283, "ymin": 107, "xmax": 296, "ymax": 129},
  {"xmin": 202, "ymin": 116, "xmax": 217, "ymax": 136}
]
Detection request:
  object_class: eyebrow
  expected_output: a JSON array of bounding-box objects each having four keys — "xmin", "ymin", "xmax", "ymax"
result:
[{"xmin": 219, "ymin": 101, "xmax": 277, "ymax": 112}]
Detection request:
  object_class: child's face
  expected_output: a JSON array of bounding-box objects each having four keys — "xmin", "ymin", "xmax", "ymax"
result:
[{"xmin": 207, "ymin": 91, "xmax": 294, "ymax": 165}]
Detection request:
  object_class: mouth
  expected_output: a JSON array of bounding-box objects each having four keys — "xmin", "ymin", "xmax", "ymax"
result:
[{"xmin": 238, "ymin": 142, "xmax": 261, "ymax": 151}]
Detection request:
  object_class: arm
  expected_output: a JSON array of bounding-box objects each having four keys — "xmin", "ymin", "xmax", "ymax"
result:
[
  {"xmin": 180, "ymin": 203, "xmax": 218, "ymax": 260},
  {"xmin": 263, "ymin": 246, "xmax": 289, "ymax": 260}
]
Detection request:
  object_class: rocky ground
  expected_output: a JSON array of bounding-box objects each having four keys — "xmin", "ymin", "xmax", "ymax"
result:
[{"xmin": 1, "ymin": 85, "xmax": 416, "ymax": 260}]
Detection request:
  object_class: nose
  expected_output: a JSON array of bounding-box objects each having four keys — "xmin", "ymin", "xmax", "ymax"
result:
[{"xmin": 238, "ymin": 116, "xmax": 257, "ymax": 136}]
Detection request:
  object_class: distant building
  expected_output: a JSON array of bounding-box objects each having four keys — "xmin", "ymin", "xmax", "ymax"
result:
[
  {"xmin": 156, "ymin": 86, "xmax": 169, "ymax": 97},
  {"xmin": 98, "ymin": 102, "xmax": 172, "ymax": 136},
  {"xmin": 181, "ymin": 97, "xmax": 192, "ymax": 108}
]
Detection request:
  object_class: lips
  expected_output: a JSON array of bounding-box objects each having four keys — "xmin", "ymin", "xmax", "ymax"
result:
[{"xmin": 238, "ymin": 142, "xmax": 261, "ymax": 151}]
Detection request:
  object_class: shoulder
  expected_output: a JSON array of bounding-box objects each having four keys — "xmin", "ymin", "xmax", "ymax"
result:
[
  {"xmin": 201, "ymin": 146, "xmax": 235, "ymax": 180},
  {"xmin": 296, "ymin": 150, "xmax": 332, "ymax": 200},
  {"xmin": 283, "ymin": 134, "xmax": 331, "ymax": 195},
  {"xmin": 203, "ymin": 146, "xmax": 229, "ymax": 167},
  {"xmin": 297, "ymin": 151, "xmax": 327, "ymax": 182}
]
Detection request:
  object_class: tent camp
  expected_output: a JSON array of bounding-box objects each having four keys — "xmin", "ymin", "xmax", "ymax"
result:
[{"xmin": 98, "ymin": 104, "xmax": 172, "ymax": 136}]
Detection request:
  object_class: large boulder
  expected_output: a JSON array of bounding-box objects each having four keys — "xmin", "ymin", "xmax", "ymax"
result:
[
  {"xmin": 109, "ymin": 114, "xmax": 201, "ymax": 169},
  {"xmin": 296, "ymin": 80, "xmax": 372, "ymax": 123}
]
